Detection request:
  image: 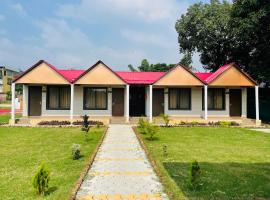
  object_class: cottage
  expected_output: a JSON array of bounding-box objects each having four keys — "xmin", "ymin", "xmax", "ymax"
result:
[{"xmin": 11, "ymin": 60, "xmax": 260, "ymax": 125}]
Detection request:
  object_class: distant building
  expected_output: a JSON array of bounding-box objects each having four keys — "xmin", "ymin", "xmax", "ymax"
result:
[{"xmin": 0, "ymin": 66, "xmax": 20, "ymax": 93}]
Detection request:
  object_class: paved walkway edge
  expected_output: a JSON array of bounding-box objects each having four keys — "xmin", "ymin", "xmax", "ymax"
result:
[
  {"xmin": 132, "ymin": 127, "xmax": 170, "ymax": 200},
  {"xmin": 69, "ymin": 127, "xmax": 108, "ymax": 200}
]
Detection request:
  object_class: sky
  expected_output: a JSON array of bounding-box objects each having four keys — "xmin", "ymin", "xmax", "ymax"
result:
[{"xmin": 0, "ymin": 0, "xmax": 211, "ymax": 71}]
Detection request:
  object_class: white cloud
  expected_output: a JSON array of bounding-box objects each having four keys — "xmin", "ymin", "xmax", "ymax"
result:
[
  {"xmin": 10, "ymin": 3, "xmax": 27, "ymax": 16},
  {"xmin": 57, "ymin": 0, "xmax": 189, "ymax": 23}
]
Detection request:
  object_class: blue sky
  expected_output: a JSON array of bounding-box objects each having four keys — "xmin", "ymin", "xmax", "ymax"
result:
[{"xmin": 0, "ymin": 0, "xmax": 210, "ymax": 71}]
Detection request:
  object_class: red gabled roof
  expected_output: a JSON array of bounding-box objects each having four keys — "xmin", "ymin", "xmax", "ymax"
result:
[
  {"xmin": 58, "ymin": 70, "xmax": 85, "ymax": 82},
  {"xmin": 115, "ymin": 71, "xmax": 165, "ymax": 84},
  {"xmin": 194, "ymin": 64, "xmax": 232, "ymax": 84}
]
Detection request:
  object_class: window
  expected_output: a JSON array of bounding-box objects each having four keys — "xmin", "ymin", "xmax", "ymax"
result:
[
  {"xmin": 84, "ymin": 88, "xmax": 107, "ymax": 110},
  {"xmin": 169, "ymin": 88, "xmax": 191, "ymax": 110},
  {"xmin": 47, "ymin": 86, "xmax": 70, "ymax": 110},
  {"xmin": 202, "ymin": 88, "xmax": 225, "ymax": 110}
]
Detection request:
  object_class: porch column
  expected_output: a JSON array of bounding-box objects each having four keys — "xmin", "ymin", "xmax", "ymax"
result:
[
  {"xmin": 149, "ymin": 85, "xmax": 153, "ymax": 122},
  {"xmin": 11, "ymin": 83, "xmax": 16, "ymax": 121},
  {"xmin": 255, "ymin": 85, "xmax": 259, "ymax": 121},
  {"xmin": 125, "ymin": 84, "xmax": 129, "ymax": 122},
  {"xmin": 70, "ymin": 84, "xmax": 74, "ymax": 121},
  {"xmin": 22, "ymin": 84, "xmax": 28, "ymax": 117},
  {"xmin": 204, "ymin": 85, "xmax": 208, "ymax": 120}
]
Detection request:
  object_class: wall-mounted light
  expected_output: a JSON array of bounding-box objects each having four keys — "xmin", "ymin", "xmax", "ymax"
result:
[
  {"xmin": 164, "ymin": 88, "xmax": 169, "ymax": 94},
  {"xmin": 108, "ymin": 88, "xmax": 112, "ymax": 93},
  {"xmin": 42, "ymin": 86, "xmax": 47, "ymax": 92},
  {"xmin": 225, "ymin": 88, "xmax": 230, "ymax": 94}
]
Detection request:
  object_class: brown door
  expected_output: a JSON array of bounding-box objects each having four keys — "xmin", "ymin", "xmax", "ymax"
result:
[
  {"xmin": 229, "ymin": 89, "xmax": 242, "ymax": 116},
  {"xmin": 153, "ymin": 88, "xmax": 164, "ymax": 116},
  {"xmin": 112, "ymin": 88, "xmax": 124, "ymax": 116},
  {"xmin": 28, "ymin": 86, "xmax": 42, "ymax": 116}
]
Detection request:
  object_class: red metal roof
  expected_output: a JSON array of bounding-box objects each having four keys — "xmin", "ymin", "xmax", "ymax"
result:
[
  {"xmin": 58, "ymin": 70, "xmax": 85, "ymax": 82},
  {"xmin": 194, "ymin": 64, "xmax": 232, "ymax": 83},
  {"xmin": 15, "ymin": 60, "xmax": 245, "ymax": 85},
  {"xmin": 115, "ymin": 71, "xmax": 165, "ymax": 84}
]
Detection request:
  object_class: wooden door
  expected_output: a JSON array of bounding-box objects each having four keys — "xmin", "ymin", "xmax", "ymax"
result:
[
  {"xmin": 112, "ymin": 88, "xmax": 124, "ymax": 116},
  {"xmin": 229, "ymin": 89, "xmax": 242, "ymax": 116},
  {"xmin": 153, "ymin": 89, "xmax": 164, "ymax": 116},
  {"xmin": 28, "ymin": 86, "xmax": 42, "ymax": 116}
]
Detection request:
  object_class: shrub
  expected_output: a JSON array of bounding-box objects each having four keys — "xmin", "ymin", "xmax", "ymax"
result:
[
  {"xmin": 38, "ymin": 121, "xmax": 71, "ymax": 126},
  {"xmin": 160, "ymin": 113, "xmax": 170, "ymax": 127},
  {"xmin": 190, "ymin": 160, "xmax": 202, "ymax": 189},
  {"xmin": 71, "ymin": 144, "xmax": 81, "ymax": 160},
  {"xmin": 32, "ymin": 162, "xmax": 50, "ymax": 196},
  {"xmin": 72, "ymin": 120, "xmax": 103, "ymax": 126},
  {"xmin": 230, "ymin": 121, "xmax": 240, "ymax": 126},
  {"xmin": 81, "ymin": 115, "xmax": 90, "ymax": 140},
  {"xmin": 162, "ymin": 145, "xmax": 168, "ymax": 158},
  {"xmin": 137, "ymin": 118, "xmax": 147, "ymax": 134},
  {"xmin": 145, "ymin": 122, "xmax": 159, "ymax": 140},
  {"xmin": 191, "ymin": 121, "xmax": 199, "ymax": 126}
]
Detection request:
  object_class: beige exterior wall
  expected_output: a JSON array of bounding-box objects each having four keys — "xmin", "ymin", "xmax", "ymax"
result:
[
  {"xmin": 15, "ymin": 63, "xmax": 69, "ymax": 84},
  {"xmin": 75, "ymin": 63, "xmax": 125, "ymax": 85},
  {"xmin": 154, "ymin": 66, "xmax": 203, "ymax": 86},
  {"xmin": 210, "ymin": 66, "xmax": 255, "ymax": 86}
]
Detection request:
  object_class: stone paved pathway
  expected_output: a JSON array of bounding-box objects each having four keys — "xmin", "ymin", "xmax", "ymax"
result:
[{"xmin": 76, "ymin": 125, "xmax": 168, "ymax": 200}]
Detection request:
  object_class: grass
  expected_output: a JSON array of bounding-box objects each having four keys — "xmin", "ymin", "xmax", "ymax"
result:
[
  {"xmin": 0, "ymin": 113, "xmax": 21, "ymax": 123},
  {"xmin": 138, "ymin": 127, "xmax": 270, "ymax": 200},
  {"xmin": 0, "ymin": 126, "xmax": 105, "ymax": 200}
]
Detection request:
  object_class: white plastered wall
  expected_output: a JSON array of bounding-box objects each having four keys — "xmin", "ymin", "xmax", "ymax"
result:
[{"xmin": 41, "ymin": 86, "xmax": 112, "ymax": 117}]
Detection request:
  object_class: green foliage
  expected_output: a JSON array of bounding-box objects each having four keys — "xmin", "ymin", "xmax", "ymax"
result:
[
  {"xmin": 191, "ymin": 121, "xmax": 199, "ymax": 126},
  {"xmin": 176, "ymin": 0, "xmax": 232, "ymax": 72},
  {"xmin": 180, "ymin": 52, "xmax": 193, "ymax": 68},
  {"xmin": 135, "ymin": 59, "xmax": 174, "ymax": 72},
  {"xmin": 32, "ymin": 161, "xmax": 50, "ymax": 196},
  {"xmin": 138, "ymin": 59, "xmax": 151, "ymax": 72},
  {"xmin": 81, "ymin": 115, "xmax": 90, "ymax": 140},
  {"xmin": 137, "ymin": 118, "xmax": 147, "ymax": 134},
  {"xmin": 160, "ymin": 113, "xmax": 170, "ymax": 127},
  {"xmin": 176, "ymin": 0, "xmax": 270, "ymax": 81},
  {"xmin": 190, "ymin": 160, "xmax": 202, "ymax": 190},
  {"xmin": 127, "ymin": 64, "xmax": 138, "ymax": 72},
  {"xmin": 145, "ymin": 122, "xmax": 159, "ymax": 141},
  {"xmin": 230, "ymin": 0, "xmax": 270, "ymax": 81},
  {"xmin": 71, "ymin": 144, "xmax": 81, "ymax": 160},
  {"xmin": 162, "ymin": 145, "xmax": 168, "ymax": 158}
]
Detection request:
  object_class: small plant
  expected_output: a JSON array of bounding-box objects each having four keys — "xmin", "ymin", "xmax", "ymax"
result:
[
  {"xmin": 191, "ymin": 121, "xmax": 199, "ymax": 126},
  {"xmin": 162, "ymin": 145, "xmax": 168, "ymax": 158},
  {"xmin": 32, "ymin": 161, "xmax": 50, "ymax": 196},
  {"xmin": 160, "ymin": 113, "xmax": 170, "ymax": 127},
  {"xmin": 71, "ymin": 144, "xmax": 81, "ymax": 160},
  {"xmin": 145, "ymin": 122, "xmax": 159, "ymax": 141},
  {"xmin": 81, "ymin": 115, "xmax": 90, "ymax": 140},
  {"xmin": 137, "ymin": 118, "xmax": 147, "ymax": 134},
  {"xmin": 190, "ymin": 160, "xmax": 202, "ymax": 190}
]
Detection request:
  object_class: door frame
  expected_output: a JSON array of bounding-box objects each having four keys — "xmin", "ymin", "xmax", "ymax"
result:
[
  {"xmin": 28, "ymin": 86, "xmax": 42, "ymax": 116},
  {"xmin": 153, "ymin": 88, "xmax": 164, "ymax": 116},
  {"xmin": 229, "ymin": 89, "xmax": 242, "ymax": 117},
  {"xmin": 112, "ymin": 88, "xmax": 125, "ymax": 116}
]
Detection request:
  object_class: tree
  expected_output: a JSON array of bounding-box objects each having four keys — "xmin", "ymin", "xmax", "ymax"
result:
[
  {"xmin": 230, "ymin": 0, "xmax": 270, "ymax": 81},
  {"xmin": 138, "ymin": 59, "xmax": 151, "ymax": 71},
  {"xmin": 175, "ymin": 0, "xmax": 233, "ymax": 72},
  {"xmin": 180, "ymin": 52, "xmax": 193, "ymax": 68},
  {"xmin": 128, "ymin": 64, "xmax": 137, "ymax": 72},
  {"xmin": 175, "ymin": 0, "xmax": 270, "ymax": 81}
]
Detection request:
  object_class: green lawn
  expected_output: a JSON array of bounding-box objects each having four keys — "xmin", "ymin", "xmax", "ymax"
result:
[
  {"xmin": 139, "ymin": 127, "xmax": 270, "ymax": 200},
  {"xmin": 0, "ymin": 113, "xmax": 21, "ymax": 123},
  {"xmin": 0, "ymin": 127, "xmax": 105, "ymax": 200}
]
